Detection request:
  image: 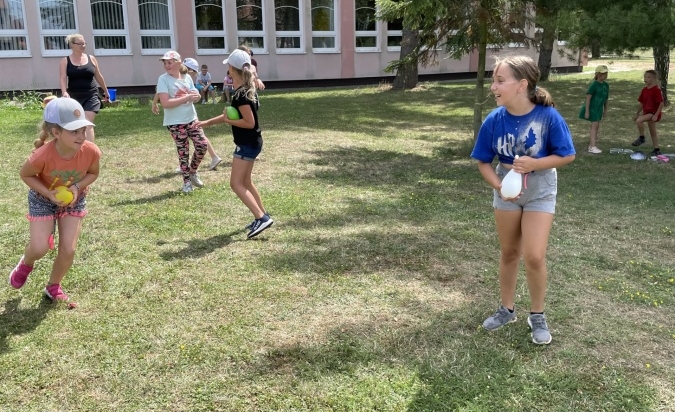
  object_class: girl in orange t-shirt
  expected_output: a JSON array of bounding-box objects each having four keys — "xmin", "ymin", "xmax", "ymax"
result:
[{"xmin": 9, "ymin": 97, "xmax": 101, "ymax": 304}]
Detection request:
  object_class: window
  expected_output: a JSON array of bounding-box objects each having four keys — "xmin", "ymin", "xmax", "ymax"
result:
[
  {"xmin": 274, "ymin": 0, "xmax": 302, "ymax": 53},
  {"xmin": 355, "ymin": 0, "xmax": 377, "ymax": 51},
  {"xmin": 39, "ymin": 0, "xmax": 77, "ymax": 56},
  {"xmin": 386, "ymin": 17, "xmax": 402, "ymax": 52},
  {"xmin": 194, "ymin": 0, "xmax": 226, "ymax": 54},
  {"xmin": 0, "ymin": 0, "xmax": 29, "ymax": 57},
  {"xmin": 311, "ymin": 0, "xmax": 337, "ymax": 52},
  {"xmin": 138, "ymin": 0, "xmax": 173, "ymax": 54},
  {"xmin": 236, "ymin": 0, "xmax": 264, "ymax": 51},
  {"xmin": 90, "ymin": 0, "xmax": 129, "ymax": 55}
]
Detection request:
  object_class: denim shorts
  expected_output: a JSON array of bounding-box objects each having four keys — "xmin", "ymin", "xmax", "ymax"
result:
[
  {"xmin": 233, "ymin": 144, "xmax": 262, "ymax": 161},
  {"xmin": 493, "ymin": 164, "xmax": 557, "ymax": 214},
  {"xmin": 27, "ymin": 189, "xmax": 88, "ymax": 221}
]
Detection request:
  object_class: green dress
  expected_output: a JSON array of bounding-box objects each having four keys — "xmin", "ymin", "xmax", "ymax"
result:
[{"xmin": 579, "ymin": 80, "xmax": 609, "ymax": 122}]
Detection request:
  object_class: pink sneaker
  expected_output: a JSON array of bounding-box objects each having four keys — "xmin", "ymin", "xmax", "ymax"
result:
[
  {"xmin": 9, "ymin": 256, "xmax": 33, "ymax": 289},
  {"xmin": 44, "ymin": 284, "xmax": 69, "ymax": 302}
]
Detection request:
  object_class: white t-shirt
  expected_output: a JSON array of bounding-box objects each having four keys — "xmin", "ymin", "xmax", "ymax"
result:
[
  {"xmin": 197, "ymin": 72, "xmax": 212, "ymax": 85},
  {"xmin": 156, "ymin": 73, "xmax": 198, "ymax": 126}
]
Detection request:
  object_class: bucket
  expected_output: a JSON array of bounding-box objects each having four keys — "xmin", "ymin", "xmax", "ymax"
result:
[{"xmin": 108, "ymin": 88, "xmax": 117, "ymax": 101}]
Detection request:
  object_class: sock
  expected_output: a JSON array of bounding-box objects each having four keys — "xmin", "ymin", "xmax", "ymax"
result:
[
  {"xmin": 530, "ymin": 311, "xmax": 544, "ymax": 315},
  {"xmin": 640, "ymin": 135, "xmax": 645, "ymax": 139},
  {"xmin": 506, "ymin": 307, "xmax": 514, "ymax": 313}
]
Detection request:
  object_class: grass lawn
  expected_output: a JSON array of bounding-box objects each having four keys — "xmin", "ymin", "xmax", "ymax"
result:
[{"xmin": 1, "ymin": 58, "xmax": 674, "ymax": 411}]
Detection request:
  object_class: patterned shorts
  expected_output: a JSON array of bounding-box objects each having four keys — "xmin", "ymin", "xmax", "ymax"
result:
[{"xmin": 27, "ymin": 189, "xmax": 88, "ymax": 221}]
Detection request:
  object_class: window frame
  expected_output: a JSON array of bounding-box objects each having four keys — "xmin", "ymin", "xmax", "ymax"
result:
[
  {"xmin": 236, "ymin": 0, "xmax": 266, "ymax": 54},
  {"xmin": 138, "ymin": 0, "xmax": 175, "ymax": 55},
  {"xmin": 193, "ymin": 0, "xmax": 227, "ymax": 55},
  {"xmin": 38, "ymin": 0, "xmax": 79, "ymax": 57},
  {"xmin": 274, "ymin": 0, "xmax": 303, "ymax": 54},
  {"xmin": 354, "ymin": 0, "xmax": 379, "ymax": 52},
  {"xmin": 385, "ymin": 18, "xmax": 402, "ymax": 52},
  {"xmin": 90, "ymin": 0, "xmax": 131, "ymax": 56},
  {"xmin": 0, "ymin": 0, "xmax": 30, "ymax": 57},
  {"xmin": 310, "ymin": 0, "xmax": 338, "ymax": 53}
]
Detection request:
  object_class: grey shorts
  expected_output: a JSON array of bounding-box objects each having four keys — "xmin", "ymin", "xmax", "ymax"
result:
[
  {"xmin": 493, "ymin": 164, "xmax": 557, "ymax": 214},
  {"xmin": 27, "ymin": 189, "xmax": 88, "ymax": 221}
]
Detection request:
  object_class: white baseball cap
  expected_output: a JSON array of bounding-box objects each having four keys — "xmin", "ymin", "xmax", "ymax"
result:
[
  {"xmin": 159, "ymin": 50, "xmax": 181, "ymax": 61},
  {"xmin": 44, "ymin": 98, "xmax": 95, "ymax": 130},
  {"xmin": 183, "ymin": 57, "xmax": 199, "ymax": 71},
  {"xmin": 222, "ymin": 49, "xmax": 251, "ymax": 71}
]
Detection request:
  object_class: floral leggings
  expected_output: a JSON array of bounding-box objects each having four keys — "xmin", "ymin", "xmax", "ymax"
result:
[{"xmin": 167, "ymin": 121, "xmax": 208, "ymax": 183}]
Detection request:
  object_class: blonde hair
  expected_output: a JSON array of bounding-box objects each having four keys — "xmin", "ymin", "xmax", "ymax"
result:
[
  {"xmin": 494, "ymin": 55, "xmax": 555, "ymax": 107},
  {"xmin": 179, "ymin": 64, "xmax": 188, "ymax": 74},
  {"xmin": 35, "ymin": 121, "xmax": 60, "ymax": 149},
  {"xmin": 231, "ymin": 66, "xmax": 257, "ymax": 103},
  {"xmin": 65, "ymin": 33, "xmax": 84, "ymax": 45}
]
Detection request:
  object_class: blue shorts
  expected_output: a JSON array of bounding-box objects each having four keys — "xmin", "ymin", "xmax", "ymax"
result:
[
  {"xmin": 233, "ymin": 144, "xmax": 262, "ymax": 161},
  {"xmin": 493, "ymin": 164, "xmax": 557, "ymax": 214},
  {"xmin": 196, "ymin": 84, "xmax": 214, "ymax": 91},
  {"xmin": 27, "ymin": 189, "xmax": 88, "ymax": 221}
]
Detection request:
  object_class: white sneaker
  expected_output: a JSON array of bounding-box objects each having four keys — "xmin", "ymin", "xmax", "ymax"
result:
[
  {"xmin": 175, "ymin": 166, "xmax": 181, "ymax": 174},
  {"xmin": 190, "ymin": 173, "xmax": 204, "ymax": 188},
  {"xmin": 588, "ymin": 146, "xmax": 602, "ymax": 154},
  {"xmin": 201, "ymin": 100, "xmax": 206, "ymax": 104},
  {"xmin": 182, "ymin": 182, "xmax": 194, "ymax": 193},
  {"xmin": 208, "ymin": 156, "xmax": 222, "ymax": 170}
]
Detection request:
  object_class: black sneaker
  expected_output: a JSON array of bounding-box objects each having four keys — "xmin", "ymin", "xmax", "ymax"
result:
[
  {"xmin": 631, "ymin": 136, "xmax": 646, "ymax": 146},
  {"xmin": 245, "ymin": 213, "xmax": 269, "ymax": 230},
  {"xmin": 650, "ymin": 148, "xmax": 662, "ymax": 156},
  {"xmin": 247, "ymin": 216, "xmax": 274, "ymax": 239}
]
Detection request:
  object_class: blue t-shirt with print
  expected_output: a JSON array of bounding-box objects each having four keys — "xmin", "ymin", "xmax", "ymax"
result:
[{"xmin": 471, "ymin": 105, "xmax": 575, "ymax": 165}]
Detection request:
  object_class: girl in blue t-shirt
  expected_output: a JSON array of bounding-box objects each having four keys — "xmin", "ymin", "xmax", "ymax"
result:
[{"xmin": 470, "ymin": 55, "xmax": 576, "ymax": 345}]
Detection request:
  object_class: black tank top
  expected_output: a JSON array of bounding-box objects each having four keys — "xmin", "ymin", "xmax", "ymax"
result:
[{"xmin": 66, "ymin": 55, "xmax": 97, "ymax": 94}]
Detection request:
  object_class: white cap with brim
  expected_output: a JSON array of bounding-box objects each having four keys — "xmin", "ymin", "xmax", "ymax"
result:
[
  {"xmin": 183, "ymin": 57, "xmax": 199, "ymax": 71},
  {"xmin": 222, "ymin": 49, "xmax": 251, "ymax": 71},
  {"xmin": 44, "ymin": 97, "xmax": 95, "ymax": 130}
]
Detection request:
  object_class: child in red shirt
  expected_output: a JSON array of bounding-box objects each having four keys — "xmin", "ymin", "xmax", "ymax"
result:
[
  {"xmin": 9, "ymin": 98, "xmax": 102, "ymax": 304},
  {"xmin": 631, "ymin": 70, "xmax": 664, "ymax": 155}
]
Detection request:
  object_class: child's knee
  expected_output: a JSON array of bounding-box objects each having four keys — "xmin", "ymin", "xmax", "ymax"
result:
[{"xmin": 28, "ymin": 238, "xmax": 51, "ymax": 259}]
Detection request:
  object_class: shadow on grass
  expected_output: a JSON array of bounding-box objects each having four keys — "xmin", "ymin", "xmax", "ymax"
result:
[
  {"xmin": 110, "ymin": 190, "xmax": 183, "ymax": 206},
  {"xmin": 124, "ymin": 171, "xmax": 179, "ymax": 185},
  {"xmin": 0, "ymin": 298, "xmax": 52, "ymax": 354},
  {"xmin": 158, "ymin": 229, "xmax": 242, "ymax": 260},
  {"xmin": 253, "ymin": 311, "xmax": 657, "ymax": 411}
]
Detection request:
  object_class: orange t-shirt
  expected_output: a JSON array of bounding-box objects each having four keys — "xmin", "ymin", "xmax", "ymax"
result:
[{"xmin": 28, "ymin": 140, "xmax": 102, "ymax": 189}]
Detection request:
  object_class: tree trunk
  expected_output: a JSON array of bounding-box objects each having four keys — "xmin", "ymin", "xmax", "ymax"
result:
[
  {"xmin": 537, "ymin": 28, "xmax": 555, "ymax": 81},
  {"xmin": 392, "ymin": 28, "xmax": 420, "ymax": 90},
  {"xmin": 473, "ymin": 18, "xmax": 488, "ymax": 140},
  {"xmin": 653, "ymin": 45, "xmax": 670, "ymax": 106},
  {"xmin": 590, "ymin": 39, "xmax": 601, "ymax": 59}
]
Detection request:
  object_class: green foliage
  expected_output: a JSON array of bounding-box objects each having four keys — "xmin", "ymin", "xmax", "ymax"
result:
[{"xmin": 1, "ymin": 90, "xmax": 51, "ymax": 111}]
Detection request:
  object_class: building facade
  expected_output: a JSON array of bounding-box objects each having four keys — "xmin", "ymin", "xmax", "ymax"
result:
[{"xmin": 0, "ymin": 0, "xmax": 579, "ymax": 92}]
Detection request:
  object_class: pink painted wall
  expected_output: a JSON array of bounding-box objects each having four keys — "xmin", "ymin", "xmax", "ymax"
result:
[{"xmin": 0, "ymin": 0, "xmax": 580, "ymax": 92}]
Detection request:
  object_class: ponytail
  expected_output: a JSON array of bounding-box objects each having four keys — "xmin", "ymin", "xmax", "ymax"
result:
[
  {"xmin": 35, "ymin": 121, "xmax": 58, "ymax": 149},
  {"xmin": 231, "ymin": 66, "xmax": 258, "ymax": 103},
  {"xmin": 530, "ymin": 86, "xmax": 555, "ymax": 107}
]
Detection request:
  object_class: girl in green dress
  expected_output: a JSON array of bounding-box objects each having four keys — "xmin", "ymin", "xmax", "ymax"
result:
[{"xmin": 579, "ymin": 65, "xmax": 609, "ymax": 154}]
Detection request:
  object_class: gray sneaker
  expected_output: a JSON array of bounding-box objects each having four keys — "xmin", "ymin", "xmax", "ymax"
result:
[
  {"xmin": 483, "ymin": 305, "xmax": 517, "ymax": 331},
  {"xmin": 189, "ymin": 173, "xmax": 204, "ymax": 188},
  {"xmin": 527, "ymin": 314, "xmax": 552, "ymax": 345},
  {"xmin": 181, "ymin": 182, "xmax": 194, "ymax": 193}
]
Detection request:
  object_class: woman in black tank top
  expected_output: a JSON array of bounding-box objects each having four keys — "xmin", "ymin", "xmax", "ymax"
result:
[{"xmin": 59, "ymin": 33, "xmax": 110, "ymax": 142}]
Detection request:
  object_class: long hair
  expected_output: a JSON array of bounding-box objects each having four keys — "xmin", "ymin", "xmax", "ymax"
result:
[
  {"xmin": 231, "ymin": 66, "xmax": 257, "ymax": 103},
  {"xmin": 494, "ymin": 55, "xmax": 555, "ymax": 107},
  {"xmin": 35, "ymin": 121, "xmax": 60, "ymax": 149}
]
